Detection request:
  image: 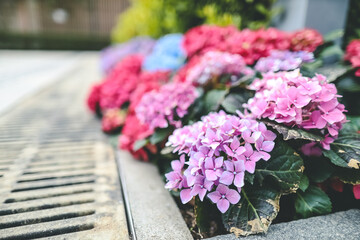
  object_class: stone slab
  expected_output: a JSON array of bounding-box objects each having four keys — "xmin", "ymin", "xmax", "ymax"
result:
[
  {"xmin": 118, "ymin": 150, "xmax": 193, "ymax": 240},
  {"xmin": 208, "ymin": 209, "xmax": 360, "ymax": 240}
]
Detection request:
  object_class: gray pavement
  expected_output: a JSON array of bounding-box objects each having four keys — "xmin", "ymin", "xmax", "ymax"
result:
[{"xmin": 0, "ymin": 50, "xmax": 89, "ymax": 115}]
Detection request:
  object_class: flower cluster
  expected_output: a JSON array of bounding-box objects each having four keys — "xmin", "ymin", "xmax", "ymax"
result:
[
  {"xmin": 98, "ymin": 55, "xmax": 144, "ymax": 110},
  {"xmin": 128, "ymin": 70, "xmax": 170, "ymax": 113},
  {"xmin": 143, "ymin": 34, "xmax": 186, "ymax": 71},
  {"xmin": 165, "ymin": 111, "xmax": 276, "ymax": 213},
  {"xmin": 183, "ymin": 26, "xmax": 323, "ymax": 66},
  {"xmin": 344, "ymin": 39, "xmax": 360, "ymax": 77},
  {"xmin": 255, "ymin": 50, "xmax": 314, "ymax": 73},
  {"xmin": 100, "ymin": 37, "xmax": 155, "ymax": 74},
  {"xmin": 119, "ymin": 113, "xmax": 155, "ymax": 162},
  {"xmin": 136, "ymin": 82, "xmax": 198, "ymax": 129},
  {"xmin": 245, "ymin": 70, "xmax": 347, "ymax": 149},
  {"xmin": 87, "ymin": 83, "xmax": 102, "ymax": 113},
  {"xmin": 184, "ymin": 51, "xmax": 254, "ymax": 85},
  {"xmin": 227, "ymin": 28, "xmax": 291, "ymax": 64},
  {"xmin": 101, "ymin": 109, "xmax": 126, "ymax": 134},
  {"xmin": 182, "ymin": 25, "xmax": 238, "ymax": 58},
  {"xmin": 290, "ymin": 29, "xmax": 323, "ymax": 52}
]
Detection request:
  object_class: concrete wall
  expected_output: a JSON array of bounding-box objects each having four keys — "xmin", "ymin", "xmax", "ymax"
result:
[{"xmin": 274, "ymin": 0, "xmax": 349, "ymax": 36}]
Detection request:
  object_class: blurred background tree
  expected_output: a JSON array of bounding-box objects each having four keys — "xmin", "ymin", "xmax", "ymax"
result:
[{"xmin": 112, "ymin": 0, "xmax": 278, "ymax": 43}]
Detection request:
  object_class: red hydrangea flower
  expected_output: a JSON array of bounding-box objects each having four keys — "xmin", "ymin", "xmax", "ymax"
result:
[
  {"xmin": 353, "ymin": 184, "xmax": 360, "ymax": 199},
  {"xmin": 99, "ymin": 55, "xmax": 143, "ymax": 110},
  {"xmin": 182, "ymin": 25, "xmax": 238, "ymax": 58},
  {"xmin": 344, "ymin": 39, "xmax": 360, "ymax": 77},
  {"xmin": 290, "ymin": 28, "xmax": 323, "ymax": 52},
  {"xmin": 228, "ymin": 28, "xmax": 290, "ymax": 64},
  {"xmin": 86, "ymin": 83, "xmax": 102, "ymax": 112},
  {"xmin": 101, "ymin": 109, "xmax": 126, "ymax": 134},
  {"xmin": 119, "ymin": 114, "xmax": 155, "ymax": 162}
]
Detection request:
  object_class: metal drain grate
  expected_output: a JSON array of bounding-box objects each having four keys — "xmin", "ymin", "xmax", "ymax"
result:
[{"xmin": 0, "ymin": 56, "xmax": 129, "ymax": 239}]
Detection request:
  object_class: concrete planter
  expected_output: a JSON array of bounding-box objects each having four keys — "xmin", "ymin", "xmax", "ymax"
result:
[{"xmin": 116, "ymin": 150, "xmax": 360, "ymax": 240}]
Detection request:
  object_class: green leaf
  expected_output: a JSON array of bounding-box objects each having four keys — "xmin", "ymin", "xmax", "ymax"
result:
[
  {"xmin": 340, "ymin": 116, "xmax": 360, "ymax": 134},
  {"xmin": 295, "ymin": 185, "xmax": 332, "ymax": 218},
  {"xmin": 195, "ymin": 198, "xmax": 221, "ymax": 235},
  {"xmin": 221, "ymin": 91, "xmax": 252, "ymax": 114},
  {"xmin": 149, "ymin": 128, "xmax": 171, "ymax": 144},
  {"xmin": 305, "ymin": 157, "xmax": 335, "ymax": 183},
  {"xmin": 324, "ymin": 29, "xmax": 344, "ymax": 42},
  {"xmin": 316, "ymin": 65, "xmax": 350, "ymax": 83},
  {"xmin": 334, "ymin": 167, "xmax": 360, "ymax": 185},
  {"xmin": 319, "ymin": 45, "xmax": 344, "ymax": 59},
  {"xmin": 133, "ymin": 139, "xmax": 148, "ymax": 151},
  {"xmin": 263, "ymin": 120, "xmax": 323, "ymax": 142},
  {"xmin": 254, "ymin": 139, "xmax": 304, "ymax": 193},
  {"xmin": 204, "ymin": 89, "xmax": 228, "ymax": 112},
  {"xmin": 299, "ymin": 175, "xmax": 310, "ymax": 192},
  {"xmin": 222, "ymin": 186, "xmax": 281, "ymax": 237},
  {"xmin": 244, "ymin": 172, "xmax": 255, "ymax": 185},
  {"xmin": 324, "ymin": 134, "xmax": 360, "ymax": 169},
  {"xmin": 337, "ymin": 77, "xmax": 360, "ymax": 92}
]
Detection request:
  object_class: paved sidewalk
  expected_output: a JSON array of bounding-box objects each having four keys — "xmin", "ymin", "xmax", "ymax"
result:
[
  {"xmin": 0, "ymin": 52, "xmax": 129, "ymax": 239},
  {"xmin": 0, "ymin": 50, "xmax": 88, "ymax": 115}
]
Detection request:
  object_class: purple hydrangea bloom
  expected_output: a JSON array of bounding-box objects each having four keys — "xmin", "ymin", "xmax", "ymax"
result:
[
  {"xmin": 165, "ymin": 111, "xmax": 276, "ymax": 213},
  {"xmin": 185, "ymin": 51, "xmax": 254, "ymax": 85},
  {"xmin": 255, "ymin": 50, "xmax": 314, "ymax": 73},
  {"xmin": 135, "ymin": 82, "xmax": 198, "ymax": 130},
  {"xmin": 100, "ymin": 37, "xmax": 155, "ymax": 74},
  {"xmin": 207, "ymin": 184, "xmax": 240, "ymax": 213}
]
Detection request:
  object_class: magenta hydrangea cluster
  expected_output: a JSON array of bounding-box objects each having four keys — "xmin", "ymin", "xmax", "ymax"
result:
[
  {"xmin": 185, "ymin": 51, "xmax": 254, "ymax": 85},
  {"xmin": 165, "ymin": 111, "xmax": 276, "ymax": 213},
  {"xmin": 135, "ymin": 82, "xmax": 198, "ymax": 129},
  {"xmin": 255, "ymin": 50, "xmax": 314, "ymax": 73},
  {"xmin": 245, "ymin": 70, "xmax": 347, "ymax": 150}
]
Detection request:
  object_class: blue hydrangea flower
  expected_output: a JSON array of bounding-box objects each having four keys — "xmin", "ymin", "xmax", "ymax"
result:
[
  {"xmin": 143, "ymin": 33, "xmax": 186, "ymax": 71},
  {"xmin": 101, "ymin": 36, "xmax": 155, "ymax": 74}
]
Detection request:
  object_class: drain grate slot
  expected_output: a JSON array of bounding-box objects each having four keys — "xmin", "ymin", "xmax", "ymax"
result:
[
  {"xmin": 0, "ymin": 210, "xmax": 96, "ymax": 229},
  {"xmin": 11, "ymin": 180, "xmax": 96, "ymax": 192},
  {"xmin": 17, "ymin": 173, "xmax": 95, "ymax": 183},
  {"xmin": 0, "ymin": 198, "xmax": 95, "ymax": 216},
  {"xmin": 23, "ymin": 165, "xmax": 95, "ymax": 175},
  {"xmin": 0, "ymin": 222, "xmax": 95, "ymax": 240},
  {"xmin": 4, "ymin": 187, "xmax": 94, "ymax": 203}
]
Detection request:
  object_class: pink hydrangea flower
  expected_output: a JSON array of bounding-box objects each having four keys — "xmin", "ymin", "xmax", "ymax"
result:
[
  {"xmin": 207, "ymin": 184, "xmax": 240, "ymax": 213},
  {"xmin": 245, "ymin": 70, "xmax": 347, "ymax": 151},
  {"xmin": 184, "ymin": 51, "xmax": 254, "ymax": 85},
  {"xmin": 135, "ymin": 82, "xmax": 198, "ymax": 130},
  {"xmin": 165, "ymin": 111, "xmax": 276, "ymax": 213}
]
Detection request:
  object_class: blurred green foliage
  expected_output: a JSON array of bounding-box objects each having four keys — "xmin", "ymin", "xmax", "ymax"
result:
[
  {"xmin": 112, "ymin": 0, "xmax": 278, "ymax": 43},
  {"xmin": 343, "ymin": 0, "xmax": 360, "ymax": 46}
]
